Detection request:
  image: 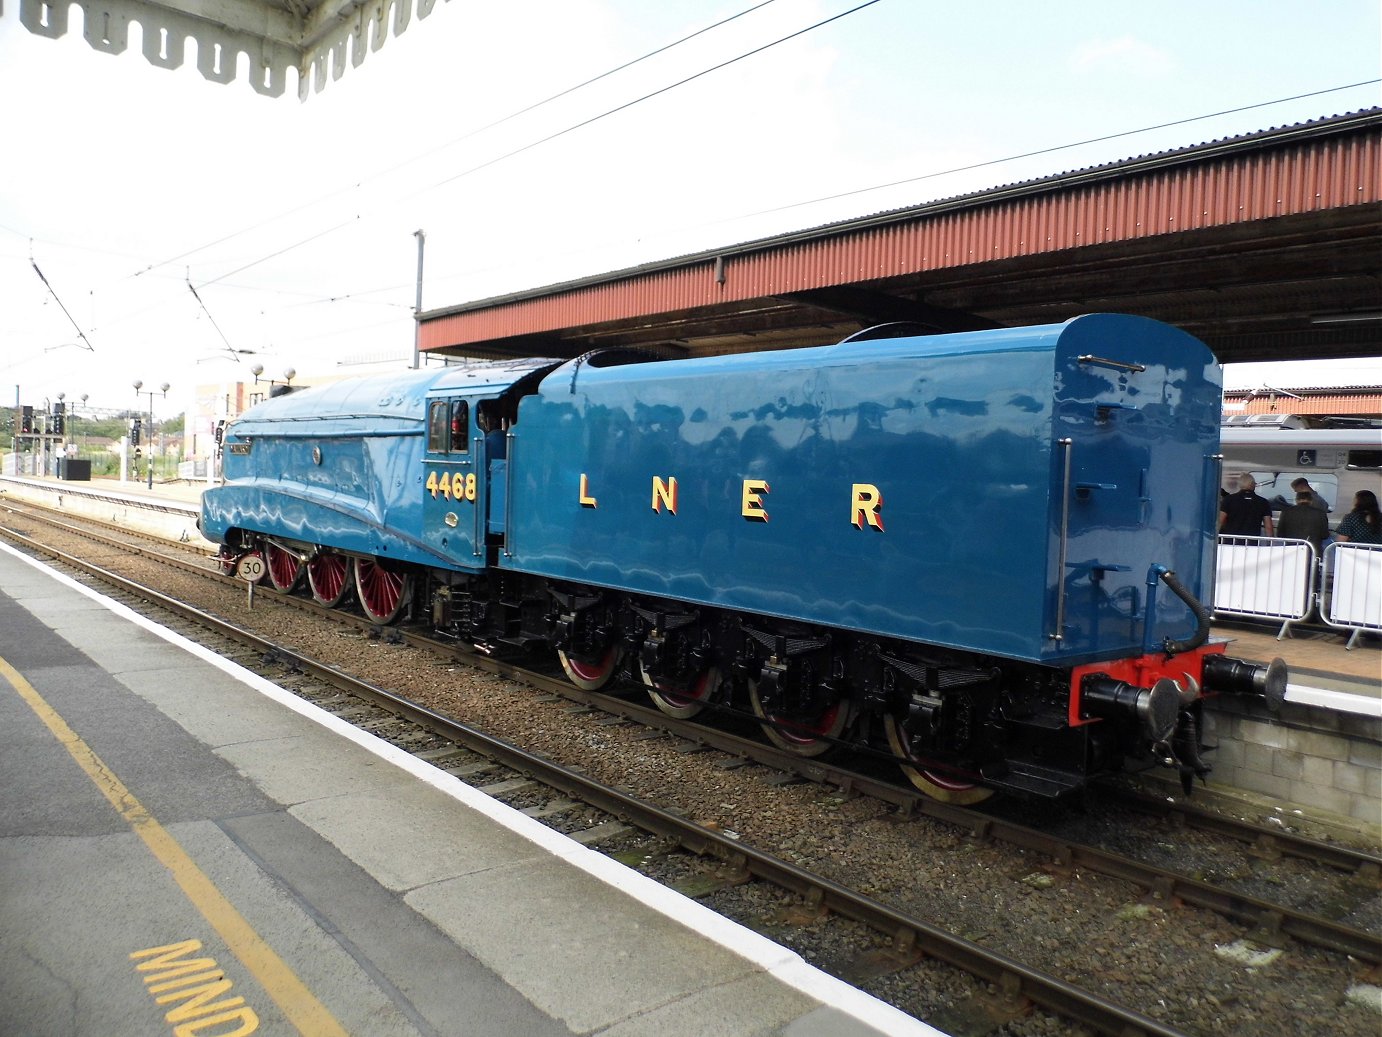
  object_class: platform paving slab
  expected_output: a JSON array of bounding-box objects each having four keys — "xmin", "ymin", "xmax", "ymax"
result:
[{"xmin": 1, "ymin": 544, "xmax": 942, "ymax": 1037}]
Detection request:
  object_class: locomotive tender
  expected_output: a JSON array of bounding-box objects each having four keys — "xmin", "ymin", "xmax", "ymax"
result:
[{"xmin": 202, "ymin": 314, "xmax": 1285, "ymax": 802}]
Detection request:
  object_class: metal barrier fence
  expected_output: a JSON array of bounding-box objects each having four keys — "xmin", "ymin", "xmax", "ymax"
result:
[
  {"xmin": 1214, "ymin": 535, "xmax": 1317, "ymax": 638},
  {"xmin": 1213, "ymin": 535, "xmax": 1381, "ymax": 648},
  {"xmin": 1323, "ymin": 541, "xmax": 1382, "ymax": 650}
]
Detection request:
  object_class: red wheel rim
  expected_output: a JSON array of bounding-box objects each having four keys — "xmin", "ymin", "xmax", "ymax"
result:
[
  {"xmin": 559, "ymin": 646, "xmax": 621, "ymax": 691},
  {"xmin": 266, "ymin": 543, "xmax": 303, "ymax": 592},
  {"xmin": 748, "ymin": 679, "xmax": 847, "ymax": 758},
  {"xmin": 654, "ymin": 669, "xmax": 716, "ymax": 709},
  {"xmin": 644, "ymin": 666, "xmax": 719, "ymax": 720},
  {"xmin": 767, "ymin": 702, "xmax": 845, "ymax": 745},
  {"xmin": 307, "ymin": 553, "xmax": 351, "ymax": 607},
  {"xmin": 883, "ymin": 714, "xmax": 992, "ymax": 803},
  {"xmin": 355, "ymin": 557, "xmax": 411, "ymax": 623}
]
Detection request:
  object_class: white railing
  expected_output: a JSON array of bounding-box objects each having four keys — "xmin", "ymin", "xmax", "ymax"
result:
[
  {"xmin": 1323, "ymin": 541, "xmax": 1382, "ymax": 650},
  {"xmin": 1214, "ymin": 535, "xmax": 1317, "ymax": 638},
  {"xmin": 1213, "ymin": 535, "xmax": 1381, "ymax": 648}
]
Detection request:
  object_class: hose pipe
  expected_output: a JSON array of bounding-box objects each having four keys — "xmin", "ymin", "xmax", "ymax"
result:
[{"xmin": 1156, "ymin": 567, "xmax": 1211, "ymax": 657}]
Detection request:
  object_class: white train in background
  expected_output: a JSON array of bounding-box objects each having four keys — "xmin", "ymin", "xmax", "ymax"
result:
[{"xmin": 1220, "ymin": 414, "xmax": 1382, "ymax": 521}]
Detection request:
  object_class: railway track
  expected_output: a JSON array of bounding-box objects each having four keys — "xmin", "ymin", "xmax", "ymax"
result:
[{"xmin": 3, "ymin": 502, "xmax": 1380, "ymax": 1036}]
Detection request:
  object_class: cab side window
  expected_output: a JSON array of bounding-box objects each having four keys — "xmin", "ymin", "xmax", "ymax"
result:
[
  {"xmin": 427, "ymin": 401, "xmax": 449, "ymax": 453},
  {"xmin": 450, "ymin": 401, "xmax": 469, "ymax": 454}
]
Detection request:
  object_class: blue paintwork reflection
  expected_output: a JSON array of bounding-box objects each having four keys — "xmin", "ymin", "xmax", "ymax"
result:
[
  {"xmin": 203, "ymin": 360, "xmax": 558, "ymax": 572},
  {"xmin": 504, "ymin": 315, "xmax": 1220, "ymax": 666}
]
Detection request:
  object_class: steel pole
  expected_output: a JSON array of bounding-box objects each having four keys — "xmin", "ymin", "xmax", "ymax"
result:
[
  {"xmin": 147, "ymin": 394, "xmax": 155, "ymax": 489},
  {"xmin": 412, "ymin": 229, "xmax": 425, "ymax": 370}
]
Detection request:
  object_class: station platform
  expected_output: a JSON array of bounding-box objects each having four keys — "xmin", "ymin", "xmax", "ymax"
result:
[{"xmin": 0, "ymin": 542, "xmax": 941, "ymax": 1037}]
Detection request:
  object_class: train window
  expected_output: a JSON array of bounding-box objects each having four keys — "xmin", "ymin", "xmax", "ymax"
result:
[
  {"xmin": 1245, "ymin": 470, "xmax": 1340, "ymax": 513},
  {"xmin": 1346, "ymin": 450, "xmax": 1382, "ymax": 471},
  {"xmin": 427, "ymin": 401, "xmax": 449, "ymax": 453},
  {"xmin": 450, "ymin": 401, "xmax": 469, "ymax": 453}
]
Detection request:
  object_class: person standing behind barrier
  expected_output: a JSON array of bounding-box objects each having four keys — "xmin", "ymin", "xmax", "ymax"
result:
[
  {"xmin": 1277, "ymin": 491, "xmax": 1329, "ymax": 554},
  {"xmin": 1334, "ymin": 489, "xmax": 1382, "ymax": 545},
  {"xmin": 1290, "ymin": 476, "xmax": 1329, "ymax": 512},
  {"xmin": 1220, "ymin": 473, "xmax": 1274, "ymax": 536}
]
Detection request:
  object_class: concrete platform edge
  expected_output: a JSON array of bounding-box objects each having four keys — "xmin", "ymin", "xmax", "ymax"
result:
[{"xmin": 0, "ymin": 541, "xmax": 944, "ymax": 1037}]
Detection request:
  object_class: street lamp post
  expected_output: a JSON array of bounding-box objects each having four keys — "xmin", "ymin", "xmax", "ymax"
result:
[
  {"xmin": 134, "ymin": 380, "xmax": 170, "ymax": 490},
  {"xmin": 249, "ymin": 364, "xmax": 295, "ymax": 403}
]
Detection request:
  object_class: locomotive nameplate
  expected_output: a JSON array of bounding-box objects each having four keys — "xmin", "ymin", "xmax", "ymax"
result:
[{"xmin": 228, "ymin": 442, "xmax": 252, "ymax": 455}]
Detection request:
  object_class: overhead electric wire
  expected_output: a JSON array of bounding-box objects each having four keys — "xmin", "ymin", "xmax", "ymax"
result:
[
  {"xmin": 421, "ymin": 1, "xmax": 884, "ymax": 195},
  {"xmin": 186, "ymin": 277, "xmax": 242, "ymax": 361},
  {"xmin": 331, "ymin": 79, "xmax": 1382, "ymax": 303},
  {"xmin": 29, "ymin": 253, "xmax": 96, "ymax": 351},
  {"xmin": 138, "ymin": 0, "xmax": 780, "ymax": 279},
  {"xmin": 735, "ymin": 78, "xmax": 1382, "ymax": 221},
  {"xmin": 194, "ymin": 0, "xmax": 885, "ymax": 288}
]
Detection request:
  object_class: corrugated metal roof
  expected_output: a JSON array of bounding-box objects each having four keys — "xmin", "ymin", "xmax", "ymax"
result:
[
  {"xmin": 419, "ymin": 109, "xmax": 1381, "ymax": 358},
  {"xmin": 1235, "ymin": 395, "xmax": 1382, "ymax": 415},
  {"xmin": 1225, "ymin": 386, "xmax": 1382, "ymax": 416}
]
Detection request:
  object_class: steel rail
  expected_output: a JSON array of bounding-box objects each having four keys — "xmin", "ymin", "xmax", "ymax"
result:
[
  {"xmin": 1100, "ymin": 783, "xmax": 1382, "ymax": 880},
  {"xmin": 5, "ymin": 512, "xmax": 1380, "ymax": 968},
  {"xmin": 0, "ymin": 524, "xmax": 1203, "ymax": 1037}
]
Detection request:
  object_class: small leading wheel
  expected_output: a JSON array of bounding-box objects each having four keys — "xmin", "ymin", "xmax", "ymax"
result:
[
  {"xmin": 748, "ymin": 679, "xmax": 847, "ymax": 758},
  {"xmin": 306, "ymin": 551, "xmax": 353, "ymax": 608},
  {"xmin": 559, "ymin": 645, "xmax": 622, "ymax": 691},
  {"xmin": 265, "ymin": 543, "xmax": 304, "ymax": 593},
  {"xmin": 641, "ymin": 663, "xmax": 719, "ymax": 720},
  {"xmin": 354, "ymin": 557, "xmax": 413, "ymax": 624},
  {"xmin": 882, "ymin": 713, "xmax": 993, "ymax": 804}
]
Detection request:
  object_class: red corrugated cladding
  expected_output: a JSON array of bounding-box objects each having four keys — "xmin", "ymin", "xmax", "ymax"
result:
[{"xmin": 420, "ymin": 121, "xmax": 1380, "ymax": 352}]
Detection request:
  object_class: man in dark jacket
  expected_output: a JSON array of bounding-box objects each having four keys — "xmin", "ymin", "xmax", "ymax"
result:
[
  {"xmin": 1289, "ymin": 477, "xmax": 1330, "ymax": 513},
  {"xmin": 1277, "ymin": 491, "xmax": 1329, "ymax": 554},
  {"xmin": 1220, "ymin": 474, "xmax": 1275, "ymax": 537}
]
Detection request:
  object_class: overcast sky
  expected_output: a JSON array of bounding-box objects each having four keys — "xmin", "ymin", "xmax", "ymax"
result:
[{"xmin": 2, "ymin": 0, "xmax": 1379, "ymax": 418}]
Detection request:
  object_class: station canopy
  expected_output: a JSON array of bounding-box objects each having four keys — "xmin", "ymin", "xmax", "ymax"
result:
[
  {"xmin": 419, "ymin": 109, "xmax": 1381, "ymax": 367},
  {"xmin": 15, "ymin": 0, "xmax": 446, "ymax": 98}
]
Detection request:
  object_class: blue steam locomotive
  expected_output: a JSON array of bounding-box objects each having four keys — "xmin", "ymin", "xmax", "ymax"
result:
[{"xmin": 202, "ymin": 314, "xmax": 1284, "ymax": 802}]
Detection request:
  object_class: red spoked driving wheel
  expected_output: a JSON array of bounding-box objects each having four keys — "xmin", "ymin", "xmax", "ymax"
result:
[
  {"xmin": 265, "ymin": 543, "xmax": 304, "ymax": 593},
  {"xmin": 354, "ymin": 556, "xmax": 413, "ymax": 624},
  {"xmin": 306, "ymin": 551, "xmax": 352, "ymax": 608}
]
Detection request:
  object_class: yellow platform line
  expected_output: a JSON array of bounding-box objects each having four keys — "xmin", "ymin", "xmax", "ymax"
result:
[{"xmin": 0, "ymin": 654, "xmax": 348, "ymax": 1037}]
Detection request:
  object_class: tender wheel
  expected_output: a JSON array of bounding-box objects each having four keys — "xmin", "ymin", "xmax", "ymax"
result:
[
  {"xmin": 265, "ymin": 543, "xmax": 304, "ymax": 592},
  {"xmin": 355, "ymin": 557, "xmax": 413, "ymax": 624},
  {"xmin": 559, "ymin": 646, "xmax": 622, "ymax": 691},
  {"xmin": 641, "ymin": 664, "xmax": 719, "ymax": 719},
  {"xmin": 748, "ymin": 679, "xmax": 847, "ymax": 758},
  {"xmin": 306, "ymin": 551, "xmax": 353, "ymax": 608},
  {"xmin": 883, "ymin": 713, "xmax": 993, "ymax": 804}
]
